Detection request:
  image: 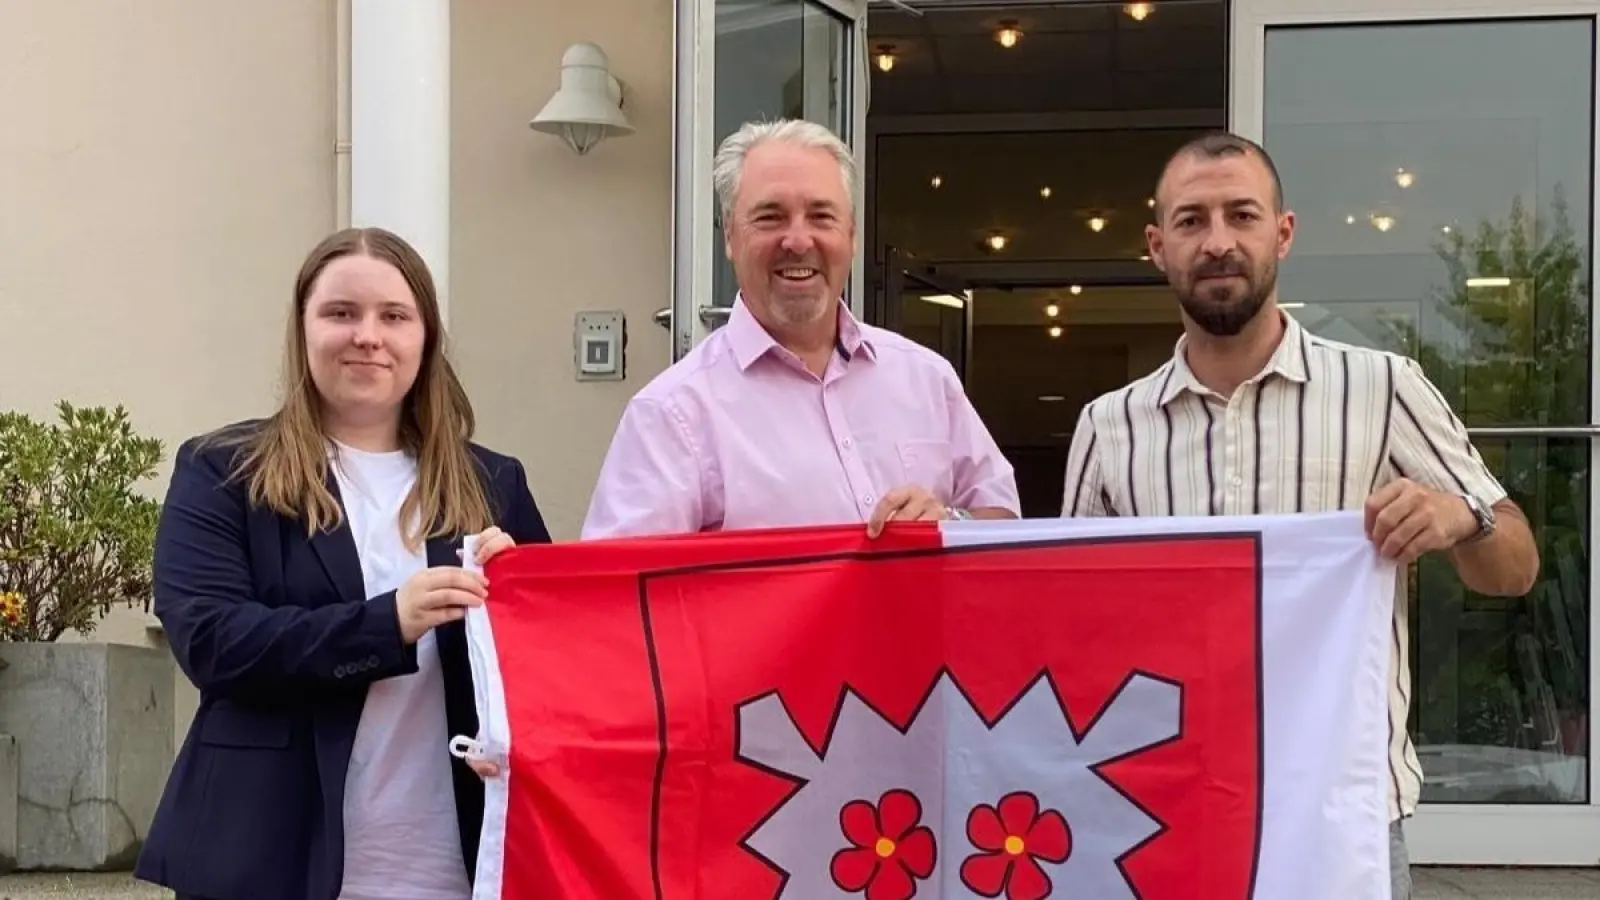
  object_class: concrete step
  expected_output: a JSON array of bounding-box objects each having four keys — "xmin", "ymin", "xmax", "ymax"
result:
[
  {"xmin": 1418, "ymin": 867, "xmax": 1600, "ymax": 898},
  {"xmin": 0, "ymin": 873, "xmax": 167, "ymax": 898}
]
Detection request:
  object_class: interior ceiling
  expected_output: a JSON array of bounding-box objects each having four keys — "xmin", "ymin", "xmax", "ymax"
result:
[
  {"xmin": 872, "ymin": 128, "xmax": 1209, "ymax": 262},
  {"xmin": 865, "ymin": 2, "xmax": 1228, "ymax": 266},
  {"xmin": 865, "ymin": 1, "xmax": 1227, "ymax": 116}
]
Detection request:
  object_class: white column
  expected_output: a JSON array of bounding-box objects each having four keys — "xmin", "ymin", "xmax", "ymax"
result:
[{"xmin": 350, "ymin": 0, "xmax": 451, "ymax": 324}]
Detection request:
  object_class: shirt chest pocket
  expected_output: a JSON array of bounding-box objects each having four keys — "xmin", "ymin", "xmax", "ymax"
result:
[{"xmin": 895, "ymin": 438, "xmax": 955, "ymax": 503}]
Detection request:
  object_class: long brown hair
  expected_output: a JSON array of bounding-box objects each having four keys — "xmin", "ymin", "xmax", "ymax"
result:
[{"xmin": 206, "ymin": 227, "xmax": 493, "ymax": 549}]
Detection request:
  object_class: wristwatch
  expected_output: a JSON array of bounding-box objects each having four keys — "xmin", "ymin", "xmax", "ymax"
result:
[
  {"xmin": 1459, "ymin": 493, "xmax": 1496, "ymax": 544},
  {"xmin": 946, "ymin": 507, "xmax": 973, "ymax": 521}
]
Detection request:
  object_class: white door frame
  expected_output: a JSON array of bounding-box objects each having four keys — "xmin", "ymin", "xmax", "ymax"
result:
[
  {"xmin": 1232, "ymin": 0, "xmax": 1600, "ymax": 866},
  {"xmin": 669, "ymin": 0, "xmax": 869, "ymax": 361}
]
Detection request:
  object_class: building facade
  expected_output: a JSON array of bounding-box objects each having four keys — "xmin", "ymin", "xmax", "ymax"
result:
[{"xmin": 1, "ymin": 0, "xmax": 1595, "ymax": 869}]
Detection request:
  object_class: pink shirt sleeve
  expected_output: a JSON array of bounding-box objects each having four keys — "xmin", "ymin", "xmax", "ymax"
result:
[
  {"xmin": 942, "ymin": 370, "xmax": 1021, "ymax": 516},
  {"xmin": 581, "ymin": 396, "xmax": 709, "ymax": 539}
]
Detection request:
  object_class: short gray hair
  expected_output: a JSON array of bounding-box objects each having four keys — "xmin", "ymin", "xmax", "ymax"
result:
[{"xmin": 712, "ymin": 119, "xmax": 859, "ymax": 222}]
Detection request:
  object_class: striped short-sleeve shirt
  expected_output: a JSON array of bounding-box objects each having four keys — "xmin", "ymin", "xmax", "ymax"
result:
[{"xmin": 1060, "ymin": 311, "xmax": 1508, "ymax": 820}]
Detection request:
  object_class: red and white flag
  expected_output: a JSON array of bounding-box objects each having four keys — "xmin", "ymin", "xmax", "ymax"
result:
[{"xmin": 452, "ymin": 511, "xmax": 1396, "ymax": 899}]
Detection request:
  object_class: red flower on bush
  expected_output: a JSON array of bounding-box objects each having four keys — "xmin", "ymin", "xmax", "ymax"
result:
[
  {"xmin": 830, "ymin": 788, "xmax": 937, "ymax": 899},
  {"xmin": 959, "ymin": 792, "xmax": 1072, "ymax": 900}
]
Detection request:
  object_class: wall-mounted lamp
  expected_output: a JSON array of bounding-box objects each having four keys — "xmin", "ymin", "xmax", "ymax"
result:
[{"xmin": 530, "ymin": 42, "xmax": 635, "ymax": 155}]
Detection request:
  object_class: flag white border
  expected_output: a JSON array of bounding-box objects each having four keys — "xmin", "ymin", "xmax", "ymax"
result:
[{"xmin": 465, "ymin": 599, "xmax": 512, "ymax": 899}]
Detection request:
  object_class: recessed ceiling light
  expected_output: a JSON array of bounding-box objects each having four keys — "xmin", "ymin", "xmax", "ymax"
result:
[
  {"xmin": 1039, "ymin": 186, "xmax": 1052, "ymax": 199},
  {"xmin": 1345, "ymin": 215, "xmax": 1356, "ymax": 224},
  {"xmin": 1087, "ymin": 216, "xmax": 1107, "ymax": 232},
  {"xmin": 1045, "ymin": 303, "xmax": 1060, "ymax": 317},
  {"xmin": 1146, "ymin": 197, "xmax": 1155, "ymax": 208},
  {"xmin": 1069, "ymin": 285, "xmax": 1082, "ymax": 295},
  {"xmin": 874, "ymin": 46, "xmax": 896, "ymax": 72},
  {"xmin": 985, "ymin": 232, "xmax": 1008, "ymax": 251},
  {"xmin": 930, "ymin": 174, "xmax": 942, "ymax": 188},
  {"xmin": 1048, "ymin": 325, "xmax": 1063, "ymax": 339},
  {"xmin": 1370, "ymin": 214, "xmax": 1395, "ymax": 232},
  {"xmin": 1394, "ymin": 168, "xmax": 1415, "ymax": 189},
  {"xmin": 1125, "ymin": 3, "xmax": 1153, "ymax": 21},
  {"xmin": 995, "ymin": 21, "xmax": 1022, "ymax": 48}
]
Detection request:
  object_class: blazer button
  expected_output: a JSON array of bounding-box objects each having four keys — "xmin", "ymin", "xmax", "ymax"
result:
[
  {"xmin": 366, "ymin": 655, "xmax": 379, "ymax": 668},
  {"xmin": 333, "ymin": 664, "xmax": 347, "ymax": 678}
]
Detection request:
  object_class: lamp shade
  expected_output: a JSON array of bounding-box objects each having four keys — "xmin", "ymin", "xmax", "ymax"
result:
[{"xmin": 530, "ymin": 42, "xmax": 635, "ymax": 155}]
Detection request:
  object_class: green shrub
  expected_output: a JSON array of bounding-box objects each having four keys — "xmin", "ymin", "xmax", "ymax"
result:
[{"xmin": 0, "ymin": 402, "xmax": 163, "ymax": 641}]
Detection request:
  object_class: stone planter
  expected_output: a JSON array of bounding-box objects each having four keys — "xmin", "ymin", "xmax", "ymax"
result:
[{"xmin": 0, "ymin": 642, "xmax": 173, "ymax": 871}]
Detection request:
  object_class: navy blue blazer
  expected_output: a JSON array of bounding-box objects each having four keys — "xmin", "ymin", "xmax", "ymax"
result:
[{"xmin": 134, "ymin": 424, "xmax": 550, "ymax": 900}]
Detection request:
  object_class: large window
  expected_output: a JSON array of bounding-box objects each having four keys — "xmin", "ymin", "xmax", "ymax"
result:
[{"xmin": 1264, "ymin": 17, "xmax": 1594, "ymax": 805}]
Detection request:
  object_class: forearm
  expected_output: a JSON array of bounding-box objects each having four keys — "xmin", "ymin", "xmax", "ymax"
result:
[
  {"xmin": 160, "ymin": 590, "xmax": 418, "ymax": 697},
  {"xmin": 1447, "ymin": 503, "xmax": 1540, "ymax": 596}
]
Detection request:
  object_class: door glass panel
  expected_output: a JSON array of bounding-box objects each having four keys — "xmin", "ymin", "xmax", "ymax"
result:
[
  {"xmin": 712, "ymin": 0, "xmax": 850, "ymax": 319},
  {"xmin": 898, "ymin": 283, "xmax": 968, "ymax": 376},
  {"xmin": 1264, "ymin": 18, "xmax": 1593, "ymax": 804}
]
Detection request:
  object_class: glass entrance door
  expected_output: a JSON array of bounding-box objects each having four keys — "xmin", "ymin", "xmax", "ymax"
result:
[
  {"xmin": 1237, "ymin": 1, "xmax": 1599, "ymax": 864},
  {"xmin": 665, "ymin": 0, "xmax": 868, "ymax": 358},
  {"xmin": 882, "ymin": 245, "xmax": 973, "ymax": 380}
]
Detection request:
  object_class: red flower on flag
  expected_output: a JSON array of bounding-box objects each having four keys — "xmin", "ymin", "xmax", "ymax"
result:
[
  {"xmin": 829, "ymin": 788, "xmax": 937, "ymax": 899},
  {"xmin": 959, "ymin": 792, "xmax": 1072, "ymax": 900}
]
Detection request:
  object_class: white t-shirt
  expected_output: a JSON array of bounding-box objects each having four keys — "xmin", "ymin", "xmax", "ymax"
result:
[{"xmin": 332, "ymin": 442, "xmax": 471, "ymax": 900}]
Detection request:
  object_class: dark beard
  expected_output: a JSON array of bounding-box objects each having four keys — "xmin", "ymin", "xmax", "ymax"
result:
[{"xmin": 1175, "ymin": 257, "xmax": 1276, "ymax": 337}]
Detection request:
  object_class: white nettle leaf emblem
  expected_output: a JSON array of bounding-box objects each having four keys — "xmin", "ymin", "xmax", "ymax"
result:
[{"xmin": 736, "ymin": 671, "xmax": 1181, "ymax": 899}]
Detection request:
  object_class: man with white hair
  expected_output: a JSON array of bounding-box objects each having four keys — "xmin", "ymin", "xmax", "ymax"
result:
[{"xmin": 583, "ymin": 119, "xmax": 1018, "ymax": 538}]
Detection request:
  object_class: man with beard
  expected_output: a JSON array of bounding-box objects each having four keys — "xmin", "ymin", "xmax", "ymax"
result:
[
  {"xmin": 583, "ymin": 119, "xmax": 1018, "ymax": 538},
  {"xmin": 1059, "ymin": 132, "xmax": 1539, "ymax": 899}
]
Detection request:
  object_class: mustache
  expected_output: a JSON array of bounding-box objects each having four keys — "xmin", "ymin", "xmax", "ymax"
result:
[{"xmin": 1192, "ymin": 256, "xmax": 1248, "ymax": 279}]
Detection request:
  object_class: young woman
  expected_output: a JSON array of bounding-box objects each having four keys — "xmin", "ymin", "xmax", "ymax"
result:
[{"xmin": 135, "ymin": 227, "xmax": 550, "ymax": 900}]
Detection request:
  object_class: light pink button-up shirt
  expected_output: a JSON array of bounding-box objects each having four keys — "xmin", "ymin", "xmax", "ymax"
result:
[{"xmin": 581, "ymin": 298, "xmax": 1018, "ymax": 539}]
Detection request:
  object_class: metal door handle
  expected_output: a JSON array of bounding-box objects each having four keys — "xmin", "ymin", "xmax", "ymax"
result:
[{"xmin": 654, "ymin": 306, "xmax": 733, "ymax": 330}]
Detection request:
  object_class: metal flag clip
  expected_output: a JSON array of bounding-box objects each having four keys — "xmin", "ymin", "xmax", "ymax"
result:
[{"xmin": 448, "ymin": 734, "xmax": 486, "ymax": 761}]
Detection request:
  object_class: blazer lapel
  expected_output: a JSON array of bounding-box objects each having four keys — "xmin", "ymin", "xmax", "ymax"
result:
[{"xmin": 309, "ymin": 474, "xmax": 367, "ymax": 605}]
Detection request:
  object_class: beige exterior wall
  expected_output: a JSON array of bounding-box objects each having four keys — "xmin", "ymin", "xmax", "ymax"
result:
[
  {"xmin": 0, "ymin": 1, "xmax": 338, "ymax": 739},
  {"xmin": 1, "ymin": 0, "xmax": 673, "ymax": 747},
  {"xmin": 450, "ymin": 0, "xmax": 674, "ymax": 539}
]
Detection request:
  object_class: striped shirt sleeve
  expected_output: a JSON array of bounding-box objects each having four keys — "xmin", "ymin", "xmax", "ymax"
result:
[
  {"xmin": 1387, "ymin": 356, "xmax": 1509, "ymax": 506},
  {"xmin": 1060, "ymin": 402, "xmax": 1112, "ymax": 517}
]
